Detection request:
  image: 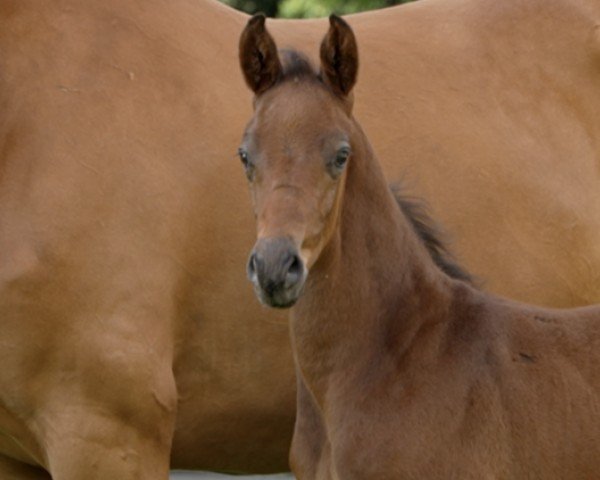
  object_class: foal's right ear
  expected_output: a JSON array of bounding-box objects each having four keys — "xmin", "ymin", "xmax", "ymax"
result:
[{"xmin": 239, "ymin": 14, "xmax": 282, "ymax": 95}]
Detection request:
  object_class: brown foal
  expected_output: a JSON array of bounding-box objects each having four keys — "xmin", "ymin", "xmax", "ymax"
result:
[{"xmin": 238, "ymin": 14, "xmax": 600, "ymax": 480}]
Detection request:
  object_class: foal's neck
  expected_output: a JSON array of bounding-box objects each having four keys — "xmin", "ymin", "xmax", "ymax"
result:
[{"xmin": 291, "ymin": 123, "xmax": 460, "ymax": 396}]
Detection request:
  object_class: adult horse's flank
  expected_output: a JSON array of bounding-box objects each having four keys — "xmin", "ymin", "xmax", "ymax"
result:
[{"xmin": 239, "ymin": 15, "xmax": 600, "ymax": 479}]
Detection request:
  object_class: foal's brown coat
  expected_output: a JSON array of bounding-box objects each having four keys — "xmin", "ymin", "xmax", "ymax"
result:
[
  {"xmin": 239, "ymin": 16, "xmax": 600, "ymax": 479},
  {"xmin": 2, "ymin": 0, "xmax": 600, "ymax": 477}
]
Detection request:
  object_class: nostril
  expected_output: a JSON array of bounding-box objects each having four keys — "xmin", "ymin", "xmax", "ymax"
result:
[
  {"xmin": 285, "ymin": 254, "xmax": 304, "ymax": 287},
  {"xmin": 289, "ymin": 255, "xmax": 302, "ymax": 276}
]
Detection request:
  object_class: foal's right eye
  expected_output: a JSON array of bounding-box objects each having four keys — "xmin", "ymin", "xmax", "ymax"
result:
[
  {"xmin": 238, "ymin": 148, "xmax": 249, "ymax": 167},
  {"xmin": 238, "ymin": 148, "xmax": 255, "ymax": 180}
]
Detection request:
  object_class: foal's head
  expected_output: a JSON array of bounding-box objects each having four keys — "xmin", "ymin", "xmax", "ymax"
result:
[{"xmin": 238, "ymin": 14, "xmax": 359, "ymax": 308}]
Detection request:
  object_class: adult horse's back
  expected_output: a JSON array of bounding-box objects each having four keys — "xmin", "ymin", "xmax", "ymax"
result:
[
  {"xmin": 0, "ymin": 0, "xmax": 599, "ymax": 477},
  {"xmin": 350, "ymin": 0, "xmax": 600, "ymax": 307}
]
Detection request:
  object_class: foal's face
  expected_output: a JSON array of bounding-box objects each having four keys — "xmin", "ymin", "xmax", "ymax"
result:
[
  {"xmin": 238, "ymin": 14, "xmax": 358, "ymax": 308},
  {"xmin": 240, "ymin": 81, "xmax": 353, "ymax": 307}
]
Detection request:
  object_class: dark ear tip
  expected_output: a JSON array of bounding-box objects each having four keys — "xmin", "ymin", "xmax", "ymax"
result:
[
  {"xmin": 329, "ymin": 14, "xmax": 349, "ymax": 28},
  {"xmin": 248, "ymin": 13, "xmax": 266, "ymax": 28}
]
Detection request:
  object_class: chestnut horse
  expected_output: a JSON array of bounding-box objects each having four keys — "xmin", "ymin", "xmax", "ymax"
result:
[
  {"xmin": 1, "ymin": 0, "xmax": 600, "ymax": 478},
  {"xmin": 239, "ymin": 15, "xmax": 600, "ymax": 479}
]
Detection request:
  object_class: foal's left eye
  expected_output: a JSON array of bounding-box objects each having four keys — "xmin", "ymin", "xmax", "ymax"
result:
[
  {"xmin": 329, "ymin": 146, "xmax": 351, "ymax": 177},
  {"xmin": 335, "ymin": 148, "xmax": 350, "ymax": 168}
]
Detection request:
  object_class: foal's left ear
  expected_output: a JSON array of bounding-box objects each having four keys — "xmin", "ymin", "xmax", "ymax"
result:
[
  {"xmin": 320, "ymin": 15, "xmax": 358, "ymax": 98},
  {"xmin": 239, "ymin": 14, "xmax": 282, "ymax": 95}
]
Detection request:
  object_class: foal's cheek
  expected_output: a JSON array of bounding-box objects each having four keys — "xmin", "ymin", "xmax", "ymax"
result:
[
  {"xmin": 320, "ymin": 181, "xmax": 345, "ymax": 232},
  {"xmin": 320, "ymin": 187, "xmax": 338, "ymax": 217},
  {"xmin": 299, "ymin": 184, "xmax": 342, "ymax": 268},
  {"xmin": 302, "ymin": 187, "xmax": 333, "ymax": 239},
  {"xmin": 249, "ymin": 189, "xmax": 259, "ymax": 218}
]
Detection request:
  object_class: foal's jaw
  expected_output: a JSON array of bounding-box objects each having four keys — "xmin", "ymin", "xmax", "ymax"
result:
[{"xmin": 247, "ymin": 237, "xmax": 308, "ymax": 308}]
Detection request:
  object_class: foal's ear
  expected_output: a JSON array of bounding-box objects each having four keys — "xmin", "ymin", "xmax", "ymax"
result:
[
  {"xmin": 239, "ymin": 14, "xmax": 282, "ymax": 95},
  {"xmin": 320, "ymin": 15, "xmax": 358, "ymax": 97}
]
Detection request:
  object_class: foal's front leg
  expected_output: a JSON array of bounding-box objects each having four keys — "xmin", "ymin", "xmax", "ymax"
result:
[{"xmin": 290, "ymin": 375, "xmax": 335, "ymax": 480}]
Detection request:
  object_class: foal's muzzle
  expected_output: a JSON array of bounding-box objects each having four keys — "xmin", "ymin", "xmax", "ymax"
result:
[{"xmin": 247, "ymin": 237, "xmax": 307, "ymax": 308}]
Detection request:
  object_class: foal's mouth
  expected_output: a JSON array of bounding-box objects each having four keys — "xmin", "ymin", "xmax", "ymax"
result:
[
  {"xmin": 252, "ymin": 281, "xmax": 305, "ymax": 309},
  {"xmin": 247, "ymin": 237, "xmax": 307, "ymax": 309}
]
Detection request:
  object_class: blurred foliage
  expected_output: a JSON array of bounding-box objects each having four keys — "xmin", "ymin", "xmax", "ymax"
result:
[
  {"xmin": 220, "ymin": 0, "xmax": 414, "ymax": 18},
  {"xmin": 222, "ymin": 0, "xmax": 279, "ymax": 17}
]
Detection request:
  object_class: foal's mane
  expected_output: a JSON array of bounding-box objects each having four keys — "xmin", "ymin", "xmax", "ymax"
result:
[
  {"xmin": 278, "ymin": 50, "xmax": 472, "ymax": 284},
  {"xmin": 391, "ymin": 186, "xmax": 473, "ymax": 283}
]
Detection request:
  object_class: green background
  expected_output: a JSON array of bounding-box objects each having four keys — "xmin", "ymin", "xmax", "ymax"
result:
[{"xmin": 219, "ymin": 0, "xmax": 413, "ymax": 18}]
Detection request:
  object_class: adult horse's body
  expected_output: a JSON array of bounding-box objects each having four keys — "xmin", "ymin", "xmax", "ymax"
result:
[
  {"xmin": 238, "ymin": 15, "xmax": 600, "ymax": 479},
  {"xmin": 0, "ymin": 0, "xmax": 599, "ymax": 477}
]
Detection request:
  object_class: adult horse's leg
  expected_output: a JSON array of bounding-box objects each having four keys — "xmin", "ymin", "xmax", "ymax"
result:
[
  {"xmin": 0, "ymin": 275, "xmax": 178, "ymax": 479},
  {"xmin": 21, "ymin": 361, "xmax": 177, "ymax": 480},
  {"xmin": 1, "ymin": 368, "xmax": 177, "ymax": 479},
  {"xmin": 41, "ymin": 385, "xmax": 176, "ymax": 479},
  {"xmin": 43, "ymin": 409, "xmax": 175, "ymax": 479},
  {"xmin": 35, "ymin": 334, "xmax": 177, "ymax": 480}
]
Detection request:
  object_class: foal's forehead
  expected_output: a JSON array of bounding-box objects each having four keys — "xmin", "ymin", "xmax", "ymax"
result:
[{"xmin": 253, "ymin": 81, "xmax": 346, "ymax": 131}]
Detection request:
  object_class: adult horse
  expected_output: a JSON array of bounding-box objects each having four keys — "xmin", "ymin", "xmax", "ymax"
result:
[
  {"xmin": 238, "ymin": 14, "xmax": 600, "ymax": 479},
  {"xmin": 0, "ymin": 0, "xmax": 599, "ymax": 478}
]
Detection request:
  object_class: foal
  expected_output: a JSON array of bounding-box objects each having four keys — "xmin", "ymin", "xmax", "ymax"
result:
[{"xmin": 238, "ymin": 14, "xmax": 600, "ymax": 479}]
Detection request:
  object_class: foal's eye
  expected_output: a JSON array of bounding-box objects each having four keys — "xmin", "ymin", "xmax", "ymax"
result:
[
  {"xmin": 238, "ymin": 148, "xmax": 254, "ymax": 179},
  {"xmin": 329, "ymin": 146, "xmax": 351, "ymax": 177},
  {"xmin": 238, "ymin": 148, "xmax": 249, "ymax": 167},
  {"xmin": 335, "ymin": 148, "xmax": 350, "ymax": 168}
]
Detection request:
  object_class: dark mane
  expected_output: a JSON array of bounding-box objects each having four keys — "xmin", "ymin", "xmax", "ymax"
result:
[
  {"xmin": 390, "ymin": 185, "xmax": 474, "ymax": 284},
  {"xmin": 279, "ymin": 49, "xmax": 320, "ymax": 82}
]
